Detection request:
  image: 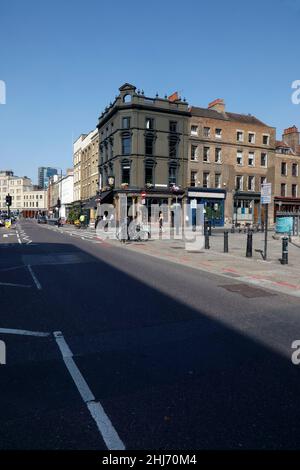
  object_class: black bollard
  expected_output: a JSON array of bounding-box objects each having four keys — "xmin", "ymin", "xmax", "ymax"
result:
[
  {"xmin": 231, "ymin": 224, "xmax": 235, "ymax": 234},
  {"xmin": 205, "ymin": 232, "xmax": 210, "ymax": 249},
  {"xmin": 224, "ymin": 230, "xmax": 229, "ymax": 253},
  {"xmin": 282, "ymin": 236, "xmax": 288, "ymax": 265},
  {"xmin": 246, "ymin": 230, "xmax": 253, "ymax": 258}
]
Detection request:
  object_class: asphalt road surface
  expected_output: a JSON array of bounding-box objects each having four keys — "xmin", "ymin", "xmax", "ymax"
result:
[{"xmin": 1, "ymin": 220, "xmax": 300, "ymax": 450}]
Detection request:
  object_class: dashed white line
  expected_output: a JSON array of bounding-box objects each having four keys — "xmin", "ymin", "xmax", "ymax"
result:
[
  {"xmin": 27, "ymin": 265, "xmax": 42, "ymax": 290},
  {"xmin": 54, "ymin": 331, "xmax": 125, "ymax": 451}
]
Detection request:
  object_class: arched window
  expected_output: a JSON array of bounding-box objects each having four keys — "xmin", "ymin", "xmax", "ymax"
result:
[{"xmin": 123, "ymin": 94, "xmax": 132, "ymax": 103}]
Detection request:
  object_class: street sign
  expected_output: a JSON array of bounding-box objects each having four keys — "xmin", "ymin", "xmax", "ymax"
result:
[{"xmin": 261, "ymin": 183, "xmax": 272, "ymax": 204}]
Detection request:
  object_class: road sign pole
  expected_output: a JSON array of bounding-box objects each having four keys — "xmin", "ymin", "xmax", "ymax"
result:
[{"xmin": 264, "ymin": 204, "xmax": 268, "ymax": 260}]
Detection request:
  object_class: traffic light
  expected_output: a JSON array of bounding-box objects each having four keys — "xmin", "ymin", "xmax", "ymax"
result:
[
  {"xmin": 56, "ymin": 198, "xmax": 61, "ymax": 209},
  {"xmin": 5, "ymin": 194, "xmax": 12, "ymax": 207}
]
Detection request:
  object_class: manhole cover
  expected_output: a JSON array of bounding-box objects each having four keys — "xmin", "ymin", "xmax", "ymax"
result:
[{"xmin": 219, "ymin": 283, "xmax": 275, "ymax": 298}]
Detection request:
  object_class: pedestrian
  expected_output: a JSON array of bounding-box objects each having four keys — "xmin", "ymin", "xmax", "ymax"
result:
[{"xmin": 159, "ymin": 211, "xmax": 163, "ymax": 233}]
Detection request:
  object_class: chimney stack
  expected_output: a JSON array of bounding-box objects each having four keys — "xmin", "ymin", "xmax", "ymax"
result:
[
  {"xmin": 208, "ymin": 98, "xmax": 225, "ymax": 114},
  {"xmin": 282, "ymin": 125, "xmax": 300, "ymax": 152}
]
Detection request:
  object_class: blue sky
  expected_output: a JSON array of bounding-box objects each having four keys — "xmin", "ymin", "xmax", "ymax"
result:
[{"xmin": 0, "ymin": 0, "xmax": 299, "ymax": 183}]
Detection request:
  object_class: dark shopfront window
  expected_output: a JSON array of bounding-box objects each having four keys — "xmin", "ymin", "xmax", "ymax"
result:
[
  {"xmin": 146, "ymin": 198, "xmax": 169, "ymax": 222},
  {"xmin": 202, "ymin": 199, "xmax": 224, "ymax": 226}
]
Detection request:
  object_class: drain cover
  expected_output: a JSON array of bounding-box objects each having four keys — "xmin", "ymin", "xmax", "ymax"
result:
[{"xmin": 219, "ymin": 283, "xmax": 275, "ymax": 298}]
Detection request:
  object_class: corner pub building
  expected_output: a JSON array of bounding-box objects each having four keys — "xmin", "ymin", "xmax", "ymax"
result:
[{"xmin": 97, "ymin": 83, "xmax": 190, "ymax": 225}]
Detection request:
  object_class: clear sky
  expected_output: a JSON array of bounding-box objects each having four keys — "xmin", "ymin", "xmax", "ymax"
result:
[{"xmin": 0, "ymin": 0, "xmax": 299, "ymax": 183}]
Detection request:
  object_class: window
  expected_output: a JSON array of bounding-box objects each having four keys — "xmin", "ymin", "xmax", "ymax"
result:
[
  {"xmin": 169, "ymin": 163, "xmax": 178, "ymax": 186},
  {"xmin": 203, "ymin": 172, "xmax": 210, "ymax": 188},
  {"xmin": 169, "ymin": 121, "xmax": 177, "ymax": 133},
  {"xmin": 263, "ymin": 135, "xmax": 270, "ymax": 145},
  {"xmin": 237, "ymin": 151, "xmax": 243, "ymax": 165},
  {"xmin": 248, "ymin": 152, "xmax": 255, "ymax": 166},
  {"xmin": 260, "ymin": 153, "xmax": 267, "ymax": 167},
  {"xmin": 281, "ymin": 183, "xmax": 287, "ymax": 197},
  {"xmin": 123, "ymin": 94, "xmax": 132, "ymax": 103},
  {"xmin": 191, "ymin": 125, "xmax": 198, "ymax": 136},
  {"xmin": 215, "ymin": 128, "xmax": 222, "ymax": 138},
  {"xmin": 248, "ymin": 132, "xmax": 255, "ymax": 144},
  {"xmin": 190, "ymin": 171, "xmax": 197, "ymax": 187},
  {"xmin": 145, "ymin": 134, "xmax": 154, "ymax": 156},
  {"xmin": 169, "ymin": 137, "xmax": 178, "ymax": 158},
  {"xmin": 237, "ymin": 131, "xmax": 244, "ymax": 142},
  {"xmin": 236, "ymin": 175, "xmax": 243, "ymax": 191},
  {"xmin": 203, "ymin": 146, "xmax": 210, "ymax": 162},
  {"xmin": 215, "ymin": 147, "xmax": 222, "ymax": 163},
  {"xmin": 292, "ymin": 184, "xmax": 298, "ymax": 197},
  {"xmin": 191, "ymin": 145, "xmax": 197, "ymax": 161},
  {"xmin": 261, "ymin": 176, "xmax": 267, "ymax": 187},
  {"xmin": 204, "ymin": 127, "xmax": 211, "ymax": 138},
  {"xmin": 281, "ymin": 162, "xmax": 287, "ymax": 176},
  {"xmin": 145, "ymin": 160, "xmax": 154, "ymax": 185},
  {"xmin": 292, "ymin": 163, "xmax": 298, "ymax": 177},
  {"xmin": 121, "ymin": 161, "xmax": 130, "ymax": 184},
  {"xmin": 215, "ymin": 173, "xmax": 221, "ymax": 188},
  {"xmin": 122, "ymin": 117, "xmax": 130, "ymax": 129},
  {"xmin": 122, "ymin": 134, "xmax": 131, "ymax": 155},
  {"xmin": 248, "ymin": 176, "xmax": 255, "ymax": 191},
  {"xmin": 146, "ymin": 118, "xmax": 154, "ymax": 130}
]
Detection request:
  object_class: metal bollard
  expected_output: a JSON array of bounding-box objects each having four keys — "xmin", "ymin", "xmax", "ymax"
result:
[
  {"xmin": 205, "ymin": 232, "xmax": 210, "ymax": 249},
  {"xmin": 282, "ymin": 236, "xmax": 288, "ymax": 265},
  {"xmin": 224, "ymin": 230, "xmax": 229, "ymax": 253},
  {"xmin": 246, "ymin": 230, "xmax": 253, "ymax": 258}
]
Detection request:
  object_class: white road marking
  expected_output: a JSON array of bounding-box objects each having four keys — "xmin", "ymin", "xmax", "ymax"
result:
[
  {"xmin": 17, "ymin": 233, "xmax": 22, "ymax": 244},
  {"xmin": 3, "ymin": 234, "xmax": 8, "ymax": 238},
  {"xmin": 0, "ymin": 328, "xmax": 50, "ymax": 337},
  {"xmin": 27, "ymin": 265, "xmax": 42, "ymax": 290},
  {"xmin": 0, "ymin": 282, "xmax": 31, "ymax": 288},
  {"xmin": 54, "ymin": 331, "xmax": 125, "ymax": 450}
]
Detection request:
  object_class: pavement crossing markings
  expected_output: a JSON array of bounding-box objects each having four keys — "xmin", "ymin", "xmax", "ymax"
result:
[{"xmin": 54, "ymin": 331, "xmax": 125, "ymax": 451}]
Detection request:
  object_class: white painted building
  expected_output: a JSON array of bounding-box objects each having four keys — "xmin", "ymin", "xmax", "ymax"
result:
[
  {"xmin": 0, "ymin": 170, "xmax": 32, "ymax": 212},
  {"xmin": 61, "ymin": 172, "xmax": 74, "ymax": 218}
]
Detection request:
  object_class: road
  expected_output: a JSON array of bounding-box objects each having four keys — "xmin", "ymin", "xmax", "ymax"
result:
[{"xmin": 1, "ymin": 220, "xmax": 300, "ymax": 449}]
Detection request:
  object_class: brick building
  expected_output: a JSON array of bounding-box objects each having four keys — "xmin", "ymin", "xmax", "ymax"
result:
[
  {"xmin": 272, "ymin": 126, "xmax": 300, "ymax": 219},
  {"xmin": 187, "ymin": 99, "xmax": 276, "ymax": 226}
]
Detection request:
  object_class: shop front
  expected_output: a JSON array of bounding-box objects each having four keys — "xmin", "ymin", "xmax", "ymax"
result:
[
  {"xmin": 187, "ymin": 188, "xmax": 226, "ymax": 227},
  {"xmin": 274, "ymin": 197, "xmax": 300, "ymax": 221},
  {"xmin": 233, "ymin": 191, "xmax": 262, "ymax": 226}
]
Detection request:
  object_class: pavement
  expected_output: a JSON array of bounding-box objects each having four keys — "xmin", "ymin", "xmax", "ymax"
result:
[{"xmin": 1, "ymin": 220, "xmax": 300, "ymax": 449}]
